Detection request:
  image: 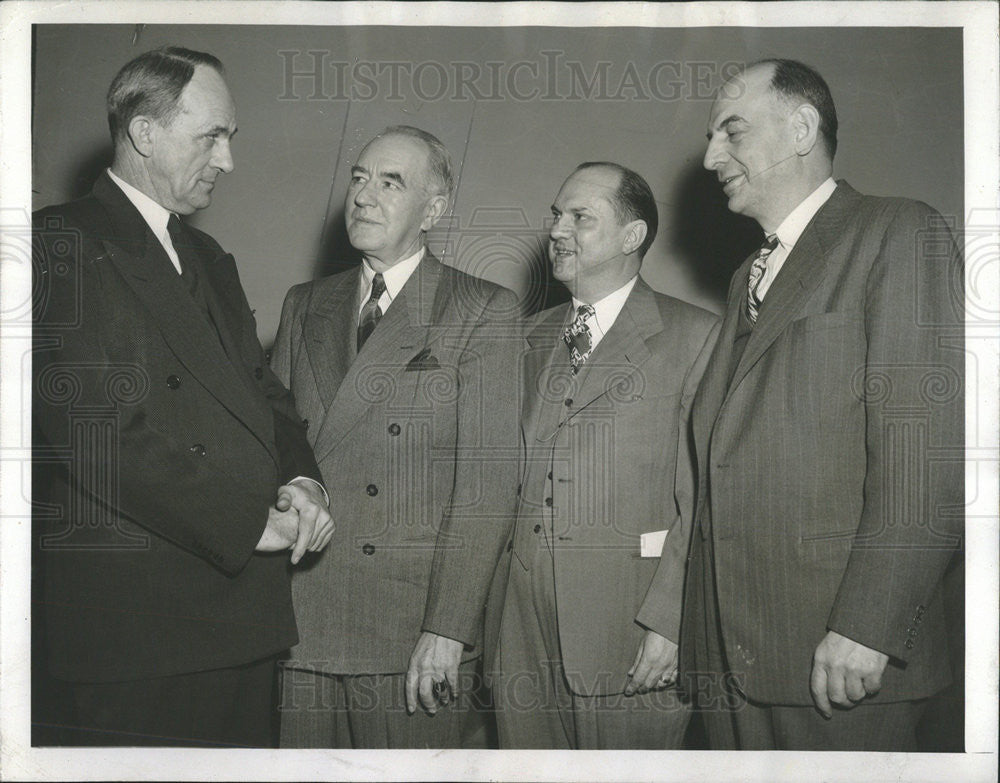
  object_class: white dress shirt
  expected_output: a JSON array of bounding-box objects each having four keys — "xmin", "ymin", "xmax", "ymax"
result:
[
  {"xmin": 756, "ymin": 177, "xmax": 837, "ymax": 301},
  {"xmin": 570, "ymin": 275, "xmax": 638, "ymax": 353},
  {"xmin": 106, "ymin": 168, "xmax": 184, "ymax": 274},
  {"xmin": 358, "ymin": 247, "xmax": 425, "ymax": 320}
]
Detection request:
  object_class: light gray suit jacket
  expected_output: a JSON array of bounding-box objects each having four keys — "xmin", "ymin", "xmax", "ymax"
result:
[
  {"xmin": 486, "ymin": 277, "xmax": 718, "ymax": 695},
  {"xmin": 272, "ymin": 254, "xmax": 521, "ymax": 675}
]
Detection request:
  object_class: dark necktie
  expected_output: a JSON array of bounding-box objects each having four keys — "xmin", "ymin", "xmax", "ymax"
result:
[
  {"xmin": 746, "ymin": 234, "xmax": 779, "ymax": 325},
  {"xmin": 562, "ymin": 303, "xmax": 596, "ymax": 373},
  {"xmin": 357, "ymin": 272, "xmax": 387, "ymax": 352},
  {"xmin": 167, "ymin": 214, "xmax": 205, "ymax": 308}
]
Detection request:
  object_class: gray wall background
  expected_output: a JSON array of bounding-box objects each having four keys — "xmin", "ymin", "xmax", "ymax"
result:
[{"xmin": 32, "ymin": 25, "xmax": 963, "ymax": 344}]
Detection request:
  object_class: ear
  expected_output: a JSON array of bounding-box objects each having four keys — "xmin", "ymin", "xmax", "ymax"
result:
[
  {"xmin": 791, "ymin": 103, "xmax": 821, "ymax": 156},
  {"xmin": 622, "ymin": 219, "xmax": 648, "ymax": 256},
  {"xmin": 421, "ymin": 194, "xmax": 449, "ymax": 232},
  {"xmin": 127, "ymin": 115, "xmax": 156, "ymax": 158}
]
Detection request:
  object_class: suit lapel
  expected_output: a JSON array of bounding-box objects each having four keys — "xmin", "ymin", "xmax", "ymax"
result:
[
  {"xmin": 728, "ymin": 182, "xmax": 856, "ymax": 393},
  {"xmin": 571, "ymin": 278, "xmax": 658, "ymax": 412},
  {"xmin": 522, "ymin": 306, "xmax": 572, "ymax": 445},
  {"xmin": 93, "ymin": 174, "xmax": 273, "ymax": 445},
  {"xmin": 303, "ymin": 269, "xmax": 359, "ymax": 411},
  {"xmin": 311, "ymin": 255, "xmax": 444, "ymax": 463}
]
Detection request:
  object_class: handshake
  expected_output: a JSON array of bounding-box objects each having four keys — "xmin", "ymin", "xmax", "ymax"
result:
[{"xmin": 255, "ymin": 481, "xmax": 334, "ymax": 564}]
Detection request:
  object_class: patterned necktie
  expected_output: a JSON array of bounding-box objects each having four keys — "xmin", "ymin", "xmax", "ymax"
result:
[
  {"xmin": 357, "ymin": 272, "xmax": 387, "ymax": 352},
  {"xmin": 563, "ymin": 304, "xmax": 596, "ymax": 373},
  {"xmin": 746, "ymin": 234, "xmax": 779, "ymax": 325}
]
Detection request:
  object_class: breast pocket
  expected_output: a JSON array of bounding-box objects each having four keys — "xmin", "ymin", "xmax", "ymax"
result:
[{"xmin": 779, "ymin": 311, "xmax": 865, "ymax": 429}]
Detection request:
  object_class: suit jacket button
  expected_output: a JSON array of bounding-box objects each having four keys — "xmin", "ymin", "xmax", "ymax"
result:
[
  {"xmin": 533, "ymin": 524, "xmax": 541, "ymax": 533},
  {"xmin": 254, "ymin": 366, "xmax": 264, "ymax": 380},
  {"xmin": 388, "ymin": 423, "xmax": 401, "ymax": 436},
  {"xmin": 544, "ymin": 497, "xmax": 553, "ymax": 507},
  {"xmin": 362, "ymin": 543, "xmax": 375, "ymax": 555},
  {"xmin": 506, "ymin": 540, "xmax": 513, "ymax": 552},
  {"xmin": 166, "ymin": 374, "xmax": 181, "ymax": 389},
  {"xmin": 516, "ymin": 483, "xmax": 522, "ymax": 494},
  {"xmin": 564, "ymin": 398, "xmax": 573, "ymax": 407},
  {"xmin": 189, "ymin": 443, "xmax": 206, "ymax": 456},
  {"xmin": 366, "ymin": 484, "xmax": 379, "ymax": 496},
  {"xmin": 905, "ymin": 639, "xmax": 915, "ymax": 649},
  {"xmin": 302, "ymin": 418, "xmax": 309, "ymax": 428},
  {"xmin": 547, "ymin": 471, "xmax": 553, "ymax": 480}
]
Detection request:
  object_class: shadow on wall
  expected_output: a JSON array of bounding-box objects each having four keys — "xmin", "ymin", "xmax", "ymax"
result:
[
  {"xmin": 51, "ymin": 142, "xmax": 113, "ymax": 202},
  {"xmin": 312, "ymin": 203, "xmax": 554, "ymax": 318},
  {"xmin": 313, "ymin": 205, "xmax": 357, "ymax": 281},
  {"xmin": 670, "ymin": 160, "xmax": 763, "ymax": 302}
]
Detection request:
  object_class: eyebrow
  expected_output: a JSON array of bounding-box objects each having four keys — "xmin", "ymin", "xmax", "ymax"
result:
[
  {"xmin": 551, "ymin": 203, "xmax": 593, "ymax": 214},
  {"xmin": 351, "ymin": 165, "xmax": 406, "ymax": 187},
  {"xmin": 204, "ymin": 124, "xmax": 236, "ymax": 138},
  {"xmin": 706, "ymin": 114, "xmax": 746, "ymax": 140}
]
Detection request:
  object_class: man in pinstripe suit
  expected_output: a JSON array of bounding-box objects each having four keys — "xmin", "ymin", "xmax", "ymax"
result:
[{"xmin": 678, "ymin": 59, "xmax": 963, "ymax": 750}]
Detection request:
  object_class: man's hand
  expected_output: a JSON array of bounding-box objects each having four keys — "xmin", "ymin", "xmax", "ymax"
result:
[
  {"xmin": 625, "ymin": 629, "xmax": 679, "ymax": 696},
  {"xmin": 276, "ymin": 481, "xmax": 334, "ymax": 564},
  {"xmin": 810, "ymin": 630, "xmax": 889, "ymax": 718},
  {"xmin": 405, "ymin": 632, "xmax": 463, "ymax": 715},
  {"xmin": 255, "ymin": 504, "xmax": 301, "ymax": 553}
]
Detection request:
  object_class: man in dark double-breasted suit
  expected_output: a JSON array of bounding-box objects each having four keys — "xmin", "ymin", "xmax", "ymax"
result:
[
  {"xmin": 485, "ymin": 162, "xmax": 719, "ymax": 749},
  {"xmin": 274, "ymin": 126, "xmax": 520, "ymax": 748},
  {"xmin": 32, "ymin": 47, "xmax": 332, "ymax": 747},
  {"xmin": 681, "ymin": 58, "xmax": 964, "ymax": 750}
]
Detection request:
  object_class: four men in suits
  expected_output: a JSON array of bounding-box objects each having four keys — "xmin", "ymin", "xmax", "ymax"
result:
[
  {"xmin": 486, "ymin": 163, "xmax": 719, "ymax": 748},
  {"xmin": 681, "ymin": 58, "xmax": 964, "ymax": 750},
  {"xmin": 273, "ymin": 126, "xmax": 520, "ymax": 748},
  {"xmin": 32, "ymin": 47, "xmax": 332, "ymax": 747},
  {"xmin": 32, "ymin": 48, "xmax": 964, "ymax": 751}
]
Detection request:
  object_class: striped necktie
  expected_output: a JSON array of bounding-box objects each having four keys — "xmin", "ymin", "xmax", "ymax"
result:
[
  {"xmin": 357, "ymin": 272, "xmax": 386, "ymax": 352},
  {"xmin": 746, "ymin": 234, "xmax": 779, "ymax": 325}
]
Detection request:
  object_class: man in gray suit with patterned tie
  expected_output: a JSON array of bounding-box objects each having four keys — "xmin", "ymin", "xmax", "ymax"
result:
[
  {"xmin": 680, "ymin": 58, "xmax": 963, "ymax": 750},
  {"xmin": 485, "ymin": 162, "xmax": 718, "ymax": 748},
  {"xmin": 273, "ymin": 126, "xmax": 520, "ymax": 748}
]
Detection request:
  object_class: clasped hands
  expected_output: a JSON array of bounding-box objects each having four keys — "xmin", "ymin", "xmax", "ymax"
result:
[{"xmin": 255, "ymin": 480, "xmax": 334, "ymax": 564}]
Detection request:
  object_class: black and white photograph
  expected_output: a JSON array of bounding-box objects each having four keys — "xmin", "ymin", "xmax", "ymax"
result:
[{"xmin": 0, "ymin": 1, "xmax": 996, "ymax": 781}]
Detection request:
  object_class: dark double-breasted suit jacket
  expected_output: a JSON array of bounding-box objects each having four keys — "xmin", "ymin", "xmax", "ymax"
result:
[
  {"xmin": 272, "ymin": 254, "xmax": 521, "ymax": 675},
  {"xmin": 680, "ymin": 182, "xmax": 965, "ymax": 705},
  {"xmin": 484, "ymin": 278, "xmax": 719, "ymax": 695},
  {"xmin": 32, "ymin": 172, "xmax": 321, "ymax": 683}
]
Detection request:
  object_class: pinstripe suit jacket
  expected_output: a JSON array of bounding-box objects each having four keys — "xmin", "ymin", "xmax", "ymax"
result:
[
  {"xmin": 271, "ymin": 254, "xmax": 521, "ymax": 675},
  {"xmin": 681, "ymin": 181, "xmax": 964, "ymax": 705}
]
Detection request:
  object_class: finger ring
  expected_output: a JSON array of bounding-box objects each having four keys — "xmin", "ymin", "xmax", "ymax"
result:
[{"xmin": 432, "ymin": 680, "xmax": 448, "ymax": 697}]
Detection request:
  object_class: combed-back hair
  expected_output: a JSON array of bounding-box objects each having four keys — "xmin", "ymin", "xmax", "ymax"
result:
[
  {"xmin": 375, "ymin": 125, "xmax": 455, "ymax": 205},
  {"xmin": 107, "ymin": 46, "xmax": 224, "ymax": 144},
  {"xmin": 574, "ymin": 161, "xmax": 658, "ymax": 258},
  {"xmin": 753, "ymin": 58, "xmax": 838, "ymax": 159}
]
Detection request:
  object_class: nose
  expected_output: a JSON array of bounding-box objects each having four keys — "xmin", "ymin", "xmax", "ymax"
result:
[
  {"xmin": 212, "ymin": 138, "xmax": 234, "ymax": 174},
  {"xmin": 353, "ymin": 178, "xmax": 377, "ymax": 208},
  {"xmin": 549, "ymin": 213, "xmax": 572, "ymax": 241},
  {"xmin": 703, "ymin": 134, "xmax": 725, "ymax": 172}
]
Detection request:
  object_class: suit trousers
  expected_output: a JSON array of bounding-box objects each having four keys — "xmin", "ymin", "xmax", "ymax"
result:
[
  {"xmin": 494, "ymin": 540, "xmax": 690, "ymax": 749},
  {"xmin": 686, "ymin": 527, "xmax": 925, "ymax": 751},
  {"xmin": 278, "ymin": 662, "xmax": 480, "ymax": 748},
  {"xmin": 66, "ymin": 655, "xmax": 279, "ymax": 747}
]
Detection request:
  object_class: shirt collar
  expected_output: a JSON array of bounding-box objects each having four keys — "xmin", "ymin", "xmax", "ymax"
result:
[
  {"xmin": 773, "ymin": 177, "xmax": 837, "ymax": 251},
  {"xmin": 361, "ymin": 246, "xmax": 425, "ymax": 303},
  {"xmin": 571, "ymin": 275, "xmax": 638, "ymax": 336},
  {"xmin": 106, "ymin": 168, "xmax": 173, "ymax": 244}
]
